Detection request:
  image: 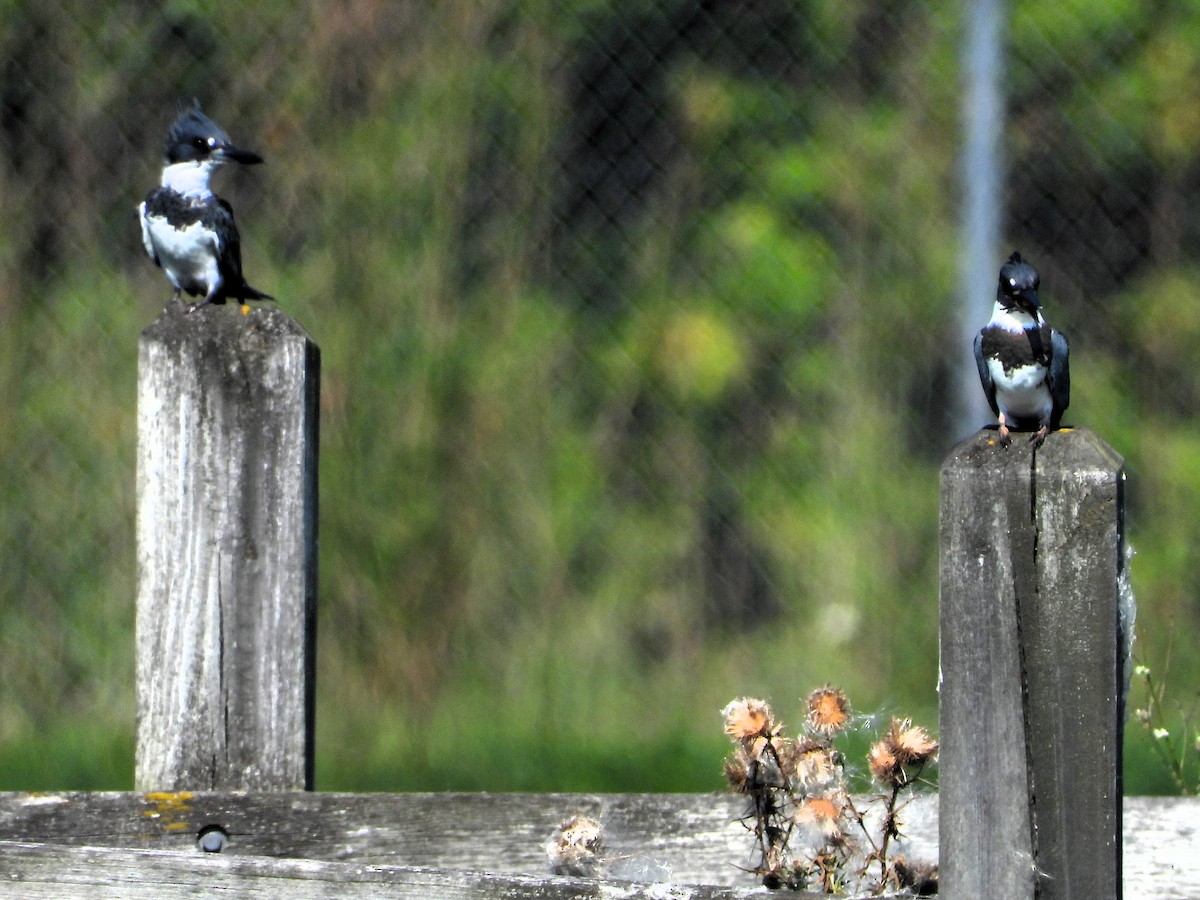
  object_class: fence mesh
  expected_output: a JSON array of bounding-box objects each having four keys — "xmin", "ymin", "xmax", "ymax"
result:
[{"xmin": 0, "ymin": 0, "xmax": 1195, "ymax": 791}]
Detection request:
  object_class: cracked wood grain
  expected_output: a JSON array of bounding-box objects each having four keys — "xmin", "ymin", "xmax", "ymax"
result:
[
  {"xmin": 136, "ymin": 305, "xmax": 319, "ymax": 792},
  {"xmin": 939, "ymin": 427, "xmax": 1125, "ymax": 900}
]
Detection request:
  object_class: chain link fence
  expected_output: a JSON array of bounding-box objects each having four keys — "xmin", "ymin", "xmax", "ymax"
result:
[{"xmin": 1, "ymin": 0, "xmax": 1194, "ymax": 790}]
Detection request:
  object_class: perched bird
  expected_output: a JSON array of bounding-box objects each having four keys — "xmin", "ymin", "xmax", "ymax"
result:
[
  {"xmin": 138, "ymin": 103, "xmax": 272, "ymax": 312},
  {"xmin": 974, "ymin": 251, "xmax": 1070, "ymax": 447}
]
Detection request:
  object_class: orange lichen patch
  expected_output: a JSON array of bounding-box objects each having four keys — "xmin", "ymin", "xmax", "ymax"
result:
[
  {"xmin": 143, "ymin": 791, "xmax": 194, "ymax": 806},
  {"xmin": 142, "ymin": 791, "xmax": 195, "ymax": 821}
]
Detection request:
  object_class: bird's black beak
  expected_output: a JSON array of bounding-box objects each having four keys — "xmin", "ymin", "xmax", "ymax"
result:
[
  {"xmin": 216, "ymin": 145, "xmax": 264, "ymax": 165},
  {"xmin": 1014, "ymin": 287, "xmax": 1040, "ymax": 315}
]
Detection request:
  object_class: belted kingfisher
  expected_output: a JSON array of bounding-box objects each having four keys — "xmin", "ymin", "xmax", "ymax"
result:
[
  {"xmin": 138, "ymin": 103, "xmax": 272, "ymax": 312},
  {"xmin": 973, "ymin": 251, "xmax": 1070, "ymax": 447}
]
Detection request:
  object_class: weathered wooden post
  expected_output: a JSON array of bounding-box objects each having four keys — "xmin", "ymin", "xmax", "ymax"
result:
[
  {"xmin": 940, "ymin": 427, "xmax": 1126, "ymax": 899},
  {"xmin": 136, "ymin": 305, "xmax": 319, "ymax": 791}
]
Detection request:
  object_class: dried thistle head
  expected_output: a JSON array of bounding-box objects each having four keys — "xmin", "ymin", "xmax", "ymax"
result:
[
  {"xmin": 805, "ymin": 686, "xmax": 851, "ymax": 738},
  {"xmin": 894, "ymin": 855, "xmax": 939, "ymax": 896},
  {"xmin": 892, "ymin": 724, "xmax": 936, "ymax": 763},
  {"xmin": 722, "ymin": 697, "xmax": 777, "ymax": 744},
  {"xmin": 545, "ymin": 814, "xmax": 604, "ymax": 878},
  {"xmin": 770, "ymin": 735, "xmax": 799, "ymax": 776},
  {"xmin": 723, "ymin": 746, "xmax": 752, "ymax": 793},
  {"xmin": 791, "ymin": 739, "xmax": 842, "ymax": 794},
  {"xmin": 747, "ymin": 735, "xmax": 788, "ymax": 789},
  {"xmin": 724, "ymin": 734, "xmax": 794, "ymax": 793},
  {"xmin": 888, "ymin": 718, "xmax": 938, "ymax": 766},
  {"xmin": 869, "ymin": 718, "xmax": 938, "ymax": 787},
  {"xmin": 793, "ymin": 793, "xmax": 848, "ymax": 844},
  {"xmin": 762, "ymin": 860, "xmax": 810, "ymax": 891},
  {"xmin": 867, "ymin": 740, "xmax": 903, "ymax": 786}
]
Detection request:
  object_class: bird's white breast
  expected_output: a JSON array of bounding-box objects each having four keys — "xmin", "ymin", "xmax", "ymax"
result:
[
  {"xmin": 140, "ymin": 209, "xmax": 222, "ymax": 294},
  {"xmin": 987, "ymin": 303, "xmax": 1039, "ymax": 333},
  {"xmin": 987, "ymin": 357, "xmax": 1052, "ymax": 421},
  {"xmin": 983, "ymin": 301, "xmax": 1053, "ymax": 420}
]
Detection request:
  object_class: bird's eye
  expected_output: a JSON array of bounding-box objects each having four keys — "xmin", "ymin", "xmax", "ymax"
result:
[
  {"xmin": 1008, "ymin": 278, "xmax": 1018, "ymax": 289},
  {"xmin": 192, "ymin": 137, "xmax": 207, "ymax": 148}
]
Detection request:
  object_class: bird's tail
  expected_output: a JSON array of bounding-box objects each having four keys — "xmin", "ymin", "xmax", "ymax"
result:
[{"xmin": 231, "ymin": 282, "xmax": 274, "ymax": 302}]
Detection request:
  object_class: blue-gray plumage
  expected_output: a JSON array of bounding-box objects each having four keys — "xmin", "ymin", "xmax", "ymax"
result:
[
  {"xmin": 974, "ymin": 251, "xmax": 1069, "ymax": 447},
  {"xmin": 138, "ymin": 103, "xmax": 272, "ymax": 313}
]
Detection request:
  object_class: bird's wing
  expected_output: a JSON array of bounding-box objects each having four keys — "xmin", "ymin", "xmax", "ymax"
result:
[
  {"xmin": 201, "ymin": 197, "xmax": 273, "ymax": 301},
  {"xmin": 973, "ymin": 331, "xmax": 999, "ymax": 417},
  {"xmin": 1049, "ymin": 329, "xmax": 1070, "ymax": 425},
  {"xmin": 205, "ymin": 198, "xmax": 246, "ymax": 280},
  {"xmin": 137, "ymin": 202, "xmax": 161, "ymax": 267}
]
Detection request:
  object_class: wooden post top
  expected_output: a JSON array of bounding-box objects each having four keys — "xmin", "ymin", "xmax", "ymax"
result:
[
  {"xmin": 140, "ymin": 302, "xmax": 316, "ymax": 346},
  {"xmin": 942, "ymin": 426, "xmax": 1124, "ymax": 476}
]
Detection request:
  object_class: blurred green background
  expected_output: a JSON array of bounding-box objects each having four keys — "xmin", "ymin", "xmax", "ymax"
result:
[{"xmin": 1, "ymin": 0, "xmax": 1197, "ymax": 795}]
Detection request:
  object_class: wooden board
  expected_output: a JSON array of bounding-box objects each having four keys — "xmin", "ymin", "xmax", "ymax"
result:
[{"xmin": 0, "ymin": 792, "xmax": 1196, "ymax": 897}]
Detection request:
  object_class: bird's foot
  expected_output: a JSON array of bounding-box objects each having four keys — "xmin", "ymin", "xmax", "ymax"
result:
[
  {"xmin": 998, "ymin": 424, "xmax": 1012, "ymax": 448},
  {"xmin": 185, "ymin": 297, "xmax": 215, "ymax": 315},
  {"xmin": 1028, "ymin": 425, "xmax": 1050, "ymax": 449}
]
